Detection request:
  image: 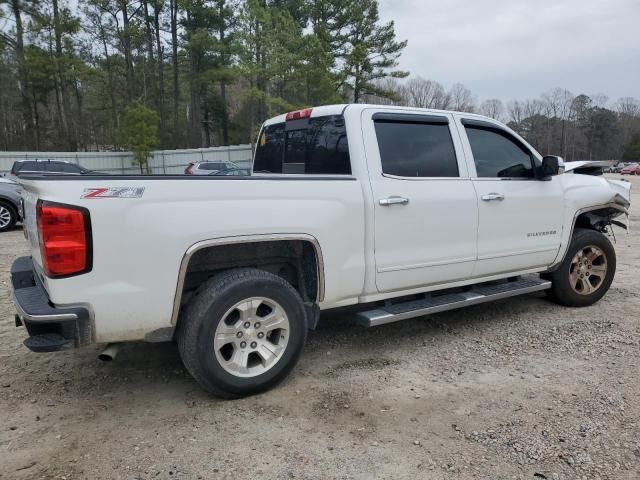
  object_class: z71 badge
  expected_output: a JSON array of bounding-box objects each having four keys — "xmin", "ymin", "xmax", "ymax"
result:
[{"xmin": 81, "ymin": 187, "xmax": 145, "ymax": 199}]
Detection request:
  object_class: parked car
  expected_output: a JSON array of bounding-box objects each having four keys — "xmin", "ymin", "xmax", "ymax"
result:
[
  {"xmin": 0, "ymin": 176, "xmax": 22, "ymax": 232},
  {"xmin": 11, "ymin": 159, "xmax": 96, "ymax": 177},
  {"xmin": 620, "ymin": 163, "xmax": 640, "ymax": 175},
  {"xmin": 210, "ymin": 167, "xmax": 251, "ymax": 176},
  {"xmin": 609, "ymin": 162, "xmax": 626, "ymax": 173},
  {"xmin": 11, "ymin": 104, "xmax": 631, "ymax": 398},
  {"xmin": 184, "ymin": 161, "xmax": 239, "ymax": 175}
]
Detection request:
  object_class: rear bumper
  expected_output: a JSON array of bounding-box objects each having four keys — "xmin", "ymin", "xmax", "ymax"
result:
[{"xmin": 11, "ymin": 256, "xmax": 92, "ymax": 352}]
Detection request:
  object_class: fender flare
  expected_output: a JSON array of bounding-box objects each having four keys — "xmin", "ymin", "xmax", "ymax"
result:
[{"xmin": 169, "ymin": 233, "xmax": 326, "ymax": 325}]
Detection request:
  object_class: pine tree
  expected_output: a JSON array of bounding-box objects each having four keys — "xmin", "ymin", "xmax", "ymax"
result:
[{"xmin": 337, "ymin": 0, "xmax": 407, "ymax": 102}]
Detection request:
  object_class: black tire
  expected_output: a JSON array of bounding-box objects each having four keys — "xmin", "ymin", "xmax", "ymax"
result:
[
  {"xmin": 177, "ymin": 268, "xmax": 308, "ymax": 398},
  {"xmin": 547, "ymin": 228, "xmax": 616, "ymax": 307},
  {"xmin": 0, "ymin": 201, "xmax": 18, "ymax": 232}
]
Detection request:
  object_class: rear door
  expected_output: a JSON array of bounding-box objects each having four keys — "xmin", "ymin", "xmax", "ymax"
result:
[
  {"xmin": 362, "ymin": 109, "xmax": 479, "ymax": 293},
  {"xmin": 455, "ymin": 116, "xmax": 564, "ymax": 276}
]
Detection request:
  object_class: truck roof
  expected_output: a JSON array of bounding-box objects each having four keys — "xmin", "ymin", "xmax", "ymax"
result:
[{"xmin": 263, "ymin": 103, "xmax": 501, "ymax": 127}]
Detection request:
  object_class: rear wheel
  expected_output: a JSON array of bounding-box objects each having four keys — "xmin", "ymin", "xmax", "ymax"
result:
[
  {"xmin": 547, "ymin": 228, "xmax": 616, "ymax": 307},
  {"xmin": 0, "ymin": 202, "xmax": 17, "ymax": 232},
  {"xmin": 177, "ymin": 268, "xmax": 307, "ymax": 398}
]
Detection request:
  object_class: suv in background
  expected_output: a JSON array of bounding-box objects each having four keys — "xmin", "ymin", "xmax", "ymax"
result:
[
  {"xmin": 184, "ymin": 161, "xmax": 239, "ymax": 175},
  {"xmin": 10, "ymin": 160, "xmax": 94, "ymax": 177}
]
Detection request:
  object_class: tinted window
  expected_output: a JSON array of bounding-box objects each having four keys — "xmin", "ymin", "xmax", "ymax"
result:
[
  {"xmin": 254, "ymin": 115, "xmax": 351, "ymax": 175},
  {"xmin": 465, "ymin": 127, "xmax": 534, "ymax": 178},
  {"xmin": 254, "ymin": 124, "xmax": 285, "ymax": 173},
  {"xmin": 44, "ymin": 162, "xmax": 65, "ymax": 172},
  {"xmin": 199, "ymin": 163, "xmax": 228, "ymax": 171},
  {"xmin": 374, "ymin": 120, "xmax": 458, "ymax": 177},
  {"xmin": 59, "ymin": 163, "xmax": 83, "ymax": 173},
  {"xmin": 13, "ymin": 161, "xmax": 43, "ymax": 173}
]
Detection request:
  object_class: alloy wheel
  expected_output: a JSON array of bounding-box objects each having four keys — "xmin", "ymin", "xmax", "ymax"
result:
[
  {"xmin": 213, "ymin": 297, "xmax": 290, "ymax": 377},
  {"xmin": 569, "ymin": 245, "xmax": 608, "ymax": 295}
]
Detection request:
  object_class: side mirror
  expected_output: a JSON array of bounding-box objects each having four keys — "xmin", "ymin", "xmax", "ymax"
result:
[{"xmin": 539, "ymin": 155, "xmax": 564, "ymax": 179}]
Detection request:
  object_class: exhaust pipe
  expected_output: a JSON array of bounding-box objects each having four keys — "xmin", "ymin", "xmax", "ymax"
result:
[{"xmin": 98, "ymin": 343, "xmax": 121, "ymax": 362}]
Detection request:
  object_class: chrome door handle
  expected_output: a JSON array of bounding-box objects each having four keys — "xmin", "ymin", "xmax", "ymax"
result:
[
  {"xmin": 481, "ymin": 193, "xmax": 505, "ymax": 201},
  {"xmin": 379, "ymin": 196, "xmax": 409, "ymax": 206}
]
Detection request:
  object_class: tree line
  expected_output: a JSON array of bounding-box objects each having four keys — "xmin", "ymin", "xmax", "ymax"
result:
[
  {"xmin": 0, "ymin": 0, "xmax": 406, "ymax": 151},
  {"xmin": 1, "ymin": 0, "xmax": 639, "ymax": 162},
  {"xmin": 364, "ymin": 78, "xmax": 640, "ymax": 162}
]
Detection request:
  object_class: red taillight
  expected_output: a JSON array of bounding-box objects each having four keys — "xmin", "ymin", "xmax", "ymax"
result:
[
  {"xmin": 37, "ymin": 201, "xmax": 92, "ymax": 278},
  {"xmin": 185, "ymin": 164, "xmax": 194, "ymax": 175},
  {"xmin": 285, "ymin": 108, "xmax": 313, "ymax": 121}
]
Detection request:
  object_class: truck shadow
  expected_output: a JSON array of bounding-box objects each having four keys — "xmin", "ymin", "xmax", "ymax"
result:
[{"xmin": 5, "ymin": 292, "xmax": 558, "ymax": 407}]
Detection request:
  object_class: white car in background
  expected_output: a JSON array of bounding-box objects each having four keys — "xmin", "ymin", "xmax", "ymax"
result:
[{"xmin": 184, "ymin": 161, "xmax": 240, "ymax": 175}]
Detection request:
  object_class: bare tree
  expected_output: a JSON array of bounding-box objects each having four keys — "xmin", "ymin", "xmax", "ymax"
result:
[
  {"xmin": 507, "ymin": 100, "xmax": 524, "ymax": 125},
  {"xmin": 616, "ymin": 97, "xmax": 640, "ymax": 118},
  {"xmin": 448, "ymin": 83, "xmax": 475, "ymax": 113},
  {"xmin": 404, "ymin": 77, "xmax": 449, "ymax": 109},
  {"xmin": 479, "ymin": 98, "xmax": 504, "ymax": 121},
  {"xmin": 542, "ymin": 88, "xmax": 575, "ymax": 156},
  {"xmin": 590, "ymin": 93, "xmax": 609, "ymax": 108}
]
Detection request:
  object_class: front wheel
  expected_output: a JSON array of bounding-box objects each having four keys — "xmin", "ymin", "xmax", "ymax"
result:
[
  {"xmin": 546, "ymin": 228, "xmax": 616, "ymax": 307},
  {"xmin": 177, "ymin": 268, "xmax": 307, "ymax": 398}
]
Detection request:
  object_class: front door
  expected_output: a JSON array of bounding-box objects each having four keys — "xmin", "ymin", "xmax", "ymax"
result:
[
  {"xmin": 456, "ymin": 117, "xmax": 564, "ymax": 277},
  {"xmin": 362, "ymin": 110, "xmax": 479, "ymax": 293}
]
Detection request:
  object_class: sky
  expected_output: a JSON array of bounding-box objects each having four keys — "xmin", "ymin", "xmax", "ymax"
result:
[{"xmin": 377, "ymin": 0, "xmax": 640, "ymax": 103}]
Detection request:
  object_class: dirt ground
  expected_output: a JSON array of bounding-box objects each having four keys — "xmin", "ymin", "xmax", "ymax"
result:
[{"xmin": 1, "ymin": 175, "xmax": 639, "ymax": 480}]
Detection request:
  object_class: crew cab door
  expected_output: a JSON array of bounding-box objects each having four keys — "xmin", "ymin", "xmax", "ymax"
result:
[
  {"xmin": 455, "ymin": 116, "xmax": 564, "ymax": 276},
  {"xmin": 362, "ymin": 109, "xmax": 478, "ymax": 293}
]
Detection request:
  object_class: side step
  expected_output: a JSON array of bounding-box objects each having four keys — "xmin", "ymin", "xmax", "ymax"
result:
[{"xmin": 357, "ymin": 276, "xmax": 551, "ymax": 327}]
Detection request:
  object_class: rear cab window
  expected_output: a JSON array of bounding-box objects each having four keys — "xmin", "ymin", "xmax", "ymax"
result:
[{"xmin": 254, "ymin": 115, "xmax": 351, "ymax": 175}]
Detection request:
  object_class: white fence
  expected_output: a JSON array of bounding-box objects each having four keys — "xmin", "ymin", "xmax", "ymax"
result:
[{"xmin": 0, "ymin": 145, "xmax": 254, "ymax": 175}]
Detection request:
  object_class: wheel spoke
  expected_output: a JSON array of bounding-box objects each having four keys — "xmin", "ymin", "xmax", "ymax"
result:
[
  {"xmin": 229, "ymin": 347, "xmax": 249, "ymax": 369},
  {"xmin": 580, "ymin": 278, "xmax": 595, "ymax": 294},
  {"xmin": 213, "ymin": 332, "xmax": 237, "ymax": 350},
  {"xmin": 257, "ymin": 342, "xmax": 284, "ymax": 362},
  {"xmin": 260, "ymin": 309, "xmax": 288, "ymax": 332},
  {"xmin": 589, "ymin": 264, "xmax": 607, "ymax": 276},
  {"xmin": 236, "ymin": 299, "xmax": 262, "ymax": 322},
  {"xmin": 569, "ymin": 272, "xmax": 580, "ymax": 289},
  {"xmin": 584, "ymin": 248, "xmax": 601, "ymax": 263}
]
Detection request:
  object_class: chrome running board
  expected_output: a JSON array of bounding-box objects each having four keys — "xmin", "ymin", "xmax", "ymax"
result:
[{"xmin": 357, "ymin": 276, "xmax": 551, "ymax": 327}]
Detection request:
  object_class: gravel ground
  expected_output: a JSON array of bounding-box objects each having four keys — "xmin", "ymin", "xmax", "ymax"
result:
[{"xmin": 1, "ymin": 175, "xmax": 639, "ymax": 480}]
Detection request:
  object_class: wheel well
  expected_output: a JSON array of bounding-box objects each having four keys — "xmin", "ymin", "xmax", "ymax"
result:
[
  {"xmin": 178, "ymin": 240, "xmax": 321, "ymax": 313},
  {"xmin": 574, "ymin": 206, "xmax": 627, "ymax": 233}
]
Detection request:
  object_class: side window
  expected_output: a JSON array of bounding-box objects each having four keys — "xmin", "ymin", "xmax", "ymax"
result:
[
  {"xmin": 374, "ymin": 119, "xmax": 459, "ymax": 178},
  {"xmin": 18, "ymin": 161, "xmax": 43, "ymax": 172},
  {"xmin": 199, "ymin": 163, "xmax": 226, "ymax": 171},
  {"xmin": 62, "ymin": 163, "xmax": 81, "ymax": 173},
  {"xmin": 45, "ymin": 162, "xmax": 67, "ymax": 172},
  {"xmin": 253, "ymin": 115, "xmax": 351, "ymax": 175},
  {"xmin": 254, "ymin": 124, "xmax": 286, "ymax": 173},
  {"xmin": 465, "ymin": 126, "xmax": 534, "ymax": 178}
]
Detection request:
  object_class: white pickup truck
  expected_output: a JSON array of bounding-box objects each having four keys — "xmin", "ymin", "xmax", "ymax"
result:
[{"xmin": 11, "ymin": 104, "xmax": 631, "ymax": 398}]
